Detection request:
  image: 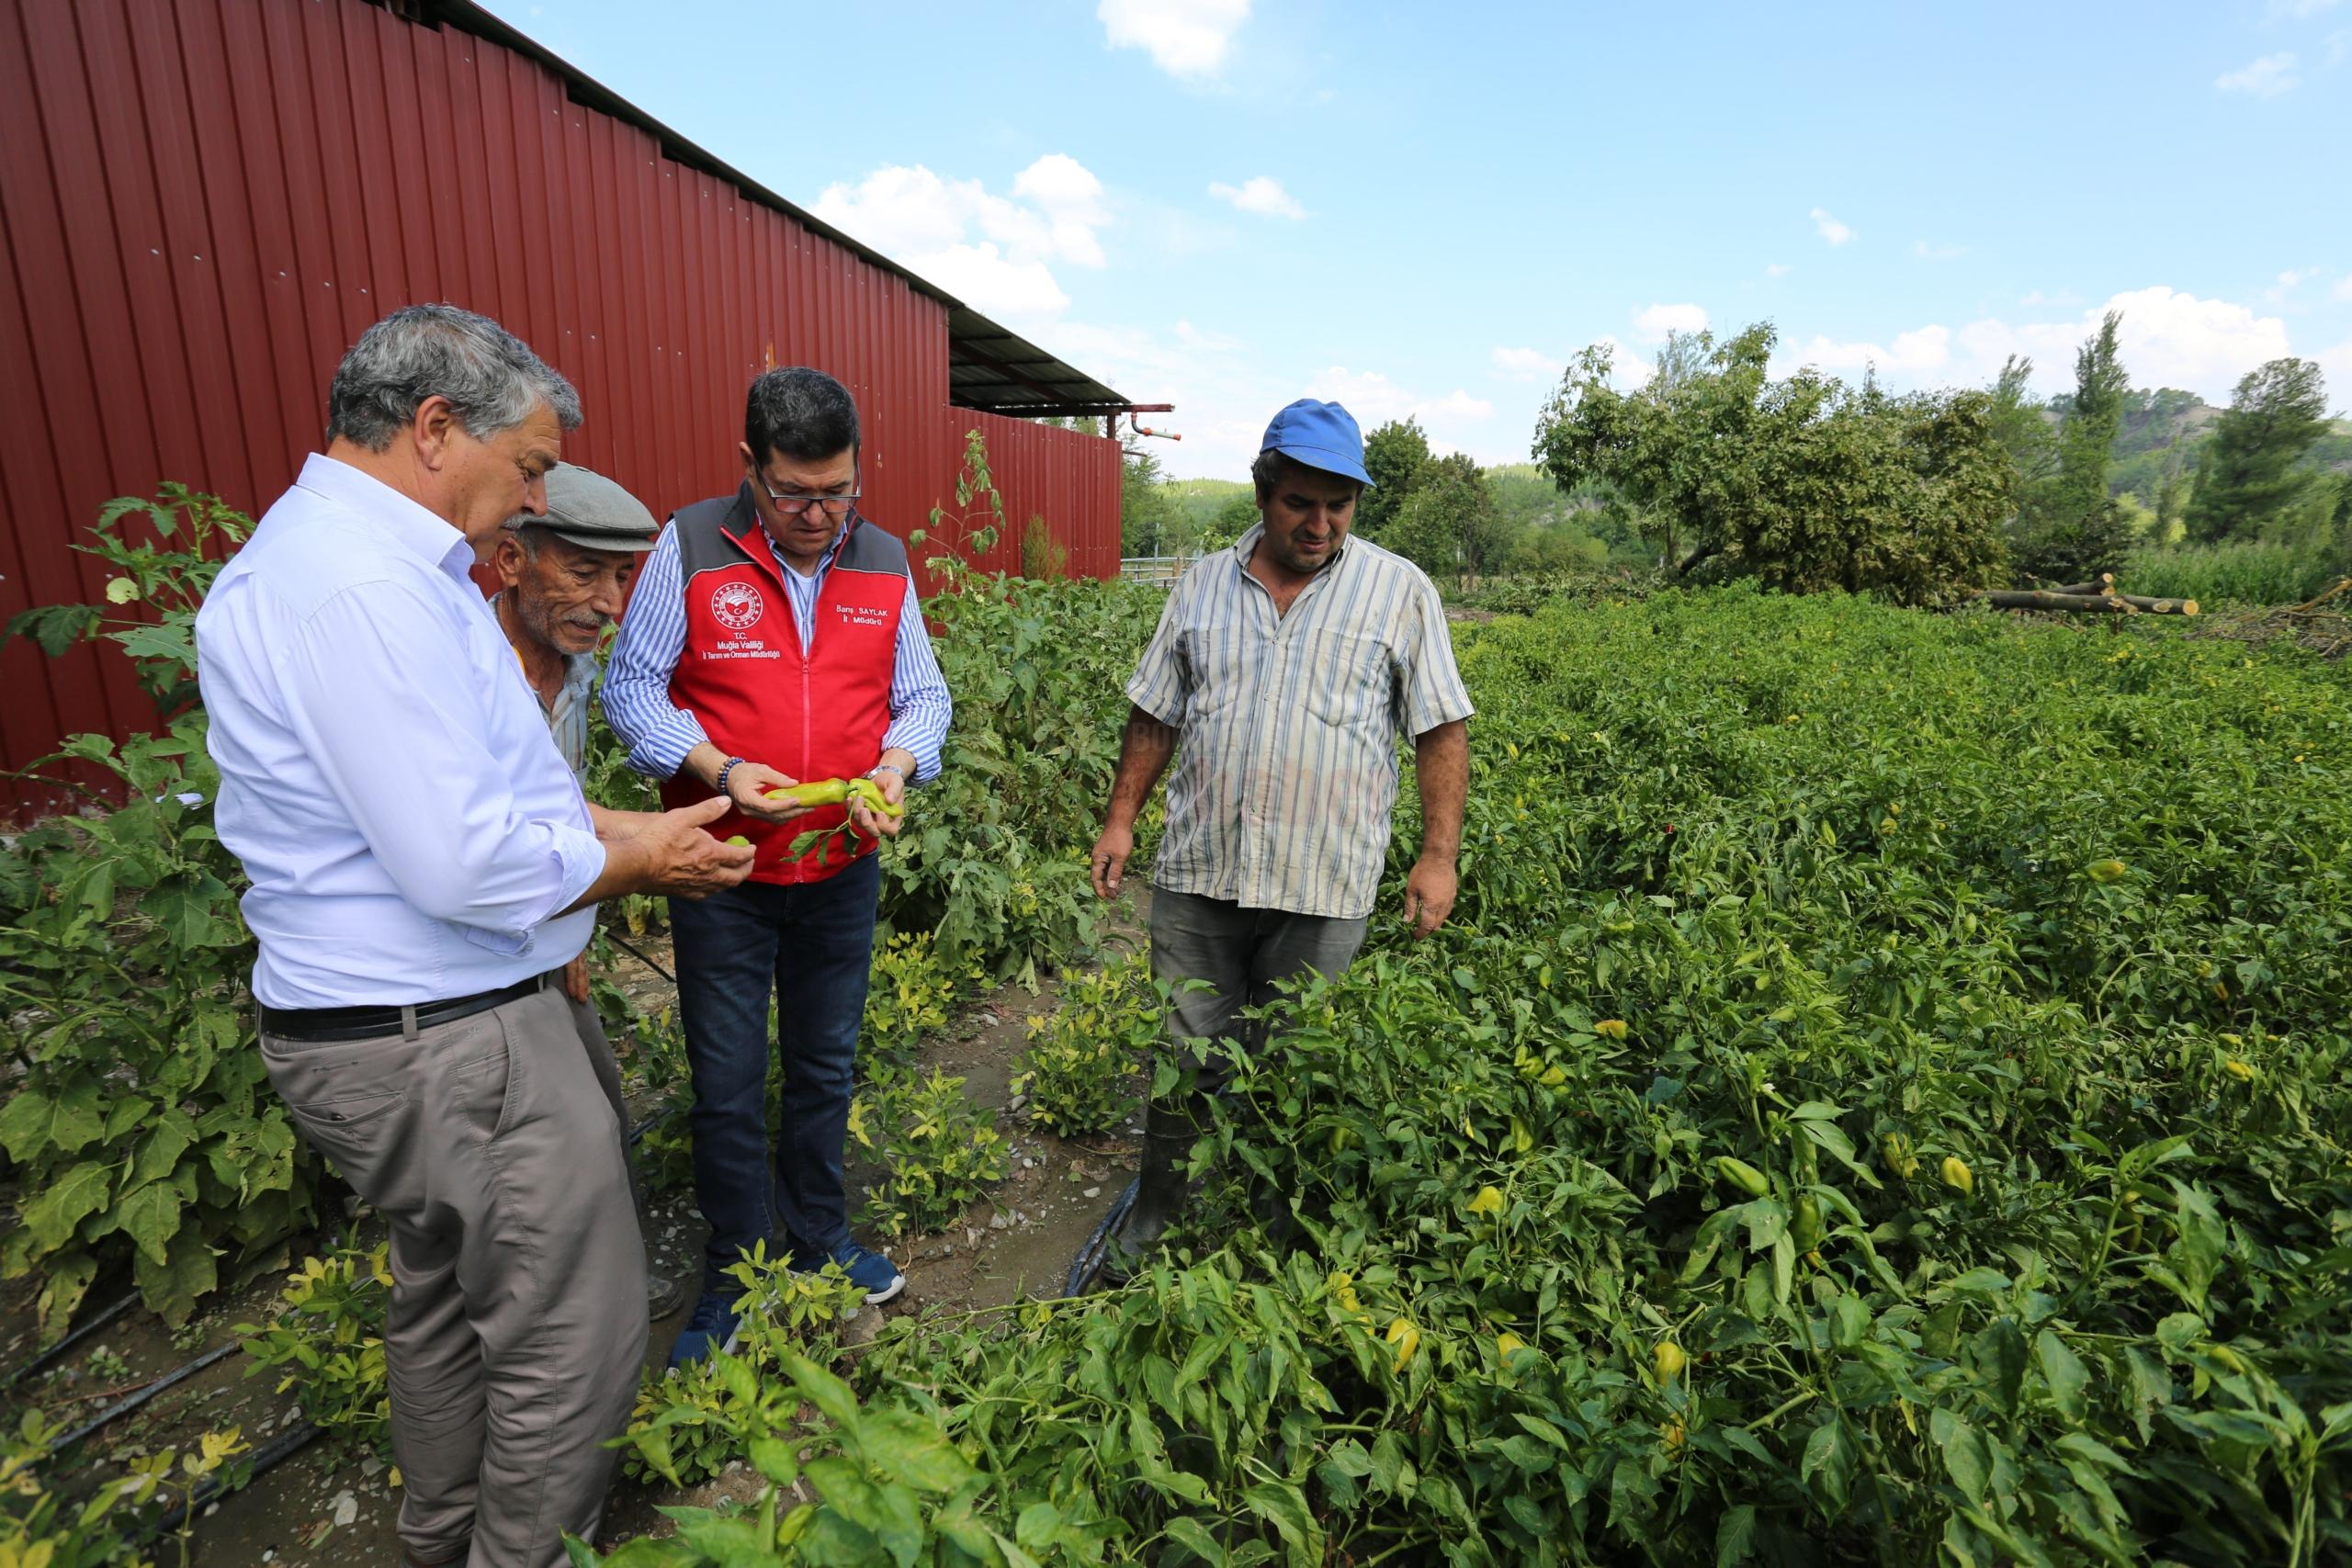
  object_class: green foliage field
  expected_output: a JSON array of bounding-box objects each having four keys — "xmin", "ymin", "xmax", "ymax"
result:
[
  {"xmin": 12, "ymin": 474, "xmax": 2352, "ymax": 1563},
  {"xmin": 2123, "ymin": 540, "xmax": 2346, "ymax": 606},
  {"xmin": 604, "ymin": 585, "xmax": 2352, "ymax": 1566}
]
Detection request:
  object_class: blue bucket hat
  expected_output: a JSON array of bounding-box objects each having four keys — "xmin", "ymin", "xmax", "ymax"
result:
[{"xmin": 1261, "ymin": 399, "xmax": 1374, "ymax": 486}]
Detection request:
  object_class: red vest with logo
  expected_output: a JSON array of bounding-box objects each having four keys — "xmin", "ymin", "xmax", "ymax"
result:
[{"xmin": 657, "ymin": 484, "xmax": 909, "ymax": 885}]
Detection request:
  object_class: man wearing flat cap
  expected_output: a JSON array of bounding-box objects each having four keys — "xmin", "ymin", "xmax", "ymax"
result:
[
  {"xmin": 489, "ymin": 462, "xmax": 684, "ymax": 1321},
  {"xmin": 1087, "ymin": 399, "xmax": 1475, "ymax": 1278},
  {"xmin": 491, "ymin": 462, "xmax": 656, "ymax": 792}
]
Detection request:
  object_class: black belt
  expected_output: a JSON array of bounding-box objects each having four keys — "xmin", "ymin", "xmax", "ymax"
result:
[{"xmin": 258, "ymin": 974, "xmax": 548, "ymax": 1043}]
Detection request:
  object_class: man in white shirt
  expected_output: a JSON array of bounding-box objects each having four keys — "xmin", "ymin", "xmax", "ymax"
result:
[{"xmin": 197, "ymin": 304, "xmax": 752, "ymax": 1568}]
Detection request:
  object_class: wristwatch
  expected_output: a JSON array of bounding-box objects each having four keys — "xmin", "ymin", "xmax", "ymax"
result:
[{"xmin": 866, "ymin": 762, "xmax": 905, "ymax": 784}]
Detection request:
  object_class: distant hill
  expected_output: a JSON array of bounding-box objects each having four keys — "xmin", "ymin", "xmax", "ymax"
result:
[{"xmin": 2080, "ymin": 389, "xmax": 2352, "ymax": 502}]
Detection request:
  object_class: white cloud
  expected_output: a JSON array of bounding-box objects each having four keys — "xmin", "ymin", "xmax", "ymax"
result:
[
  {"xmin": 1765, "ymin": 262, "xmax": 1794, "ymax": 277},
  {"xmin": 1913, "ymin": 240, "xmax": 1966, "ymax": 260},
  {"xmin": 1099, "ymin": 0, "xmax": 1250, "ymax": 78},
  {"xmin": 1207, "ymin": 176, "xmax": 1306, "ymax": 220},
  {"xmin": 1598, "ymin": 336, "xmax": 1657, "ymax": 384},
  {"xmin": 1012, "ymin": 154, "xmax": 1109, "ymax": 267},
  {"xmin": 2010, "ymin": 287, "xmax": 2290, "ymax": 392},
  {"xmin": 910, "ymin": 246, "xmax": 1071, "ymax": 317},
  {"xmin": 1803, "ymin": 287, "xmax": 2295, "ymax": 401},
  {"xmin": 1491, "ymin": 346, "xmax": 1562, "ymax": 381},
  {"xmin": 2266, "ymin": 0, "xmax": 2337, "ymax": 17},
  {"xmin": 1811, "ymin": 207, "xmax": 1856, "ymax": 246},
  {"xmin": 1632, "ymin": 302, "xmax": 1709, "ymax": 341},
  {"xmin": 1783, "ymin": 324, "xmax": 1953, "ymax": 376},
  {"xmin": 2334, "ymin": 276, "xmax": 2352, "ymax": 302},
  {"xmin": 2018, "ymin": 288, "xmax": 2081, "ymax": 308},
  {"xmin": 810, "ymin": 156, "xmax": 1110, "ymax": 321},
  {"xmin": 1303, "ymin": 367, "xmax": 1498, "ymax": 459},
  {"xmin": 2217, "ymin": 52, "xmax": 2300, "ymax": 96},
  {"xmin": 2328, "ymin": 28, "xmax": 2351, "ymax": 66}
]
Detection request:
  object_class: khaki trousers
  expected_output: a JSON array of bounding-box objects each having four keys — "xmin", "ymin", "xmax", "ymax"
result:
[{"xmin": 261, "ymin": 984, "xmax": 647, "ymax": 1567}]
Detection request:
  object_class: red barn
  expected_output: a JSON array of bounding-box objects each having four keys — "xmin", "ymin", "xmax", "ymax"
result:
[{"xmin": 0, "ymin": 0, "xmax": 1139, "ymax": 819}]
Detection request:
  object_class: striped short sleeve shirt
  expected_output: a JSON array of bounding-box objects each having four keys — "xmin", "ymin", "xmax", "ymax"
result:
[{"xmin": 1126, "ymin": 525, "xmax": 1475, "ymax": 919}]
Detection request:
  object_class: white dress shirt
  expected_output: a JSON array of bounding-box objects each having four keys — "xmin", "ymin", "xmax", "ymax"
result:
[{"xmin": 197, "ymin": 454, "xmax": 606, "ymax": 1009}]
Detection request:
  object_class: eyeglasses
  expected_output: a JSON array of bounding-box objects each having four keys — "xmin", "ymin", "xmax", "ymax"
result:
[{"xmin": 756, "ymin": 475, "xmax": 860, "ymax": 517}]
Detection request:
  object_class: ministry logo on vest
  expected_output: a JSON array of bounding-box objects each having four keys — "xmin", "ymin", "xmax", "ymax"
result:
[{"xmin": 710, "ymin": 581, "xmax": 764, "ymax": 632}]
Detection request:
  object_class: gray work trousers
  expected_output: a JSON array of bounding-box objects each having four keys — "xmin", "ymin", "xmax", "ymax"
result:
[
  {"xmin": 1147, "ymin": 886, "xmax": 1370, "ymax": 1098},
  {"xmin": 260, "ymin": 983, "xmax": 647, "ymax": 1568}
]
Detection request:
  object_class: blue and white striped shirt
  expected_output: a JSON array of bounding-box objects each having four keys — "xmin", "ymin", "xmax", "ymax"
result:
[
  {"xmin": 602, "ymin": 515, "xmax": 951, "ymax": 784},
  {"xmin": 1127, "ymin": 525, "xmax": 1474, "ymax": 919}
]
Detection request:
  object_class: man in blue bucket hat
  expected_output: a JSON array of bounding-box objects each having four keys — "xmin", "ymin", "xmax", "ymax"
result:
[{"xmin": 1085, "ymin": 399, "xmax": 1476, "ymax": 1280}]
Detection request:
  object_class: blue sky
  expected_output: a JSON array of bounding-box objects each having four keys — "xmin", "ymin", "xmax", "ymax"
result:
[{"xmin": 481, "ymin": 1, "xmax": 2351, "ymax": 479}]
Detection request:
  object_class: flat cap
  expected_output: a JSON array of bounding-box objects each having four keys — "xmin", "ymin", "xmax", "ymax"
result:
[{"xmin": 513, "ymin": 463, "xmax": 657, "ymax": 552}]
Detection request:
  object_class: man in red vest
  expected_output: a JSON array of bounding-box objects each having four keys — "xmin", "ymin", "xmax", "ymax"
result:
[{"xmin": 604, "ymin": 368, "xmax": 951, "ymax": 1365}]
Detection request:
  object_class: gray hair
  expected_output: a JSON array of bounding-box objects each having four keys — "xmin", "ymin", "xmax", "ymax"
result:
[{"xmin": 326, "ymin": 303, "xmax": 582, "ymax": 452}]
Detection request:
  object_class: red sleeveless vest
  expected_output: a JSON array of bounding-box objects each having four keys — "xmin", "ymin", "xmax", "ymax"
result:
[{"xmin": 657, "ymin": 485, "xmax": 909, "ymax": 885}]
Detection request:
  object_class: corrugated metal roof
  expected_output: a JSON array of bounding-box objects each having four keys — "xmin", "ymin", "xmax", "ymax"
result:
[
  {"xmin": 0, "ymin": 0, "xmax": 1121, "ymax": 822},
  {"xmin": 422, "ymin": 0, "xmax": 1135, "ymax": 418},
  {"xmin": 946, "ymin": 307, "xmax": 1130, "ymax": 417}
]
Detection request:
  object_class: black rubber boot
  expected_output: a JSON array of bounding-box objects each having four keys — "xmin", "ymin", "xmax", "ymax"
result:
[{"xmin": 1099, "ymin": 1097, "xmax": 1199, "ymax": 1285}]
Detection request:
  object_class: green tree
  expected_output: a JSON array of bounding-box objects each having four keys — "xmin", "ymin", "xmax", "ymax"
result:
[
  {"xmin": 1381, "ymin": 453, "xmax": 1500, "ymax": 589},
  {"xmin": 1118, "ymin": 446, "xmax": 1184, "ymax": 556},
  {"xmin": 2184, "ymin": 357, "xmax": 2332, "ymax": 541},
  {"xmin": 1532, "ymin": 321, "xmax": 2010, "ymax": 604},
  {"xmin": 2008, "ymin": 313, "xmax": 2138, "ymax": 581},
  {"xmin": 1986, "ymin": 355, "xmax": 2057, "ymax": 494},
  {"xmin": 1356, "ymin": 418, "xmax": 1432, "ymax": 537},
  {"xmin": 2055, "ymin": 312, "xmax": 2130, "ymax": 519},
  {"xmin": 1205, "ymin": 490, "xmax": 1260, "ymax": 549}
]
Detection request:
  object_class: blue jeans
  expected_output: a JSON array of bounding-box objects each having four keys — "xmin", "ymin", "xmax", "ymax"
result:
[{"xmin": 668, "ymin": 853, "xmax": 879, "ymax": 1293}]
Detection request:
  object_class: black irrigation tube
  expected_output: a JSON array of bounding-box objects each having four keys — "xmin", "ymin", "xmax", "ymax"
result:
[
  {"xmin": 1, "ymin": 1290, "xmax": 139, "ymax": 1393},
  {"xmin": 1063, "ymin": 1178, "xmax": 1138, "ymax": 1298},
  {"xmin": 628, "ymin": 1104, "xmax": 673, "ymax": 1147},
  {"xmin": 43, "ymin": 1341, "xmax": 241, "ymax": 1460},
  {"xmin": 605, "ymin": 931, "xmax": 675, "ymax": 987},
  {"xmin": 136, "ymin": 1420, "xmax": 324, "ymax": 1545}
]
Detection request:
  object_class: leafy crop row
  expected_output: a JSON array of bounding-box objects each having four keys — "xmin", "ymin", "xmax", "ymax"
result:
[{"xmin": 605, "ymin": 586, "xmax": 2352, "ymax": 1565}]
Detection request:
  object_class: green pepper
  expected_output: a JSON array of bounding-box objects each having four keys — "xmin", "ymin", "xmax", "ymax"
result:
[
  {"xmin": 1792, "ymin": 1194, "xmax": 1823, "ymax": 1251},
  {"xmin": 764, "ymin": 778, "xmax": 905, "ymax": 818},
  {"xmin": 1715, "ymin": 1156, "xmax": 1770, "ymax": 1200}
]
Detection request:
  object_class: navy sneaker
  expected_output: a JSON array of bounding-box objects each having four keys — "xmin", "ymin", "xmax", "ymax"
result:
[
  {"xmin": 665, "ymin": 1290, "xmax": 746, "ymax": 1371},
  {"xmin": 790, "ymin": 1239, "xmax": 904, "ymax": 1305}
]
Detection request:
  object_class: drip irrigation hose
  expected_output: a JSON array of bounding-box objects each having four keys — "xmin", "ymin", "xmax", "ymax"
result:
[
  {"xmin": 136, "ymin": 1420, "xmax": 323, "ymax": 1545},
  {"xmin": 43, "ymin": 1341, "xmax": 241, "ymax": 1461},
  {"xmin": 628, "ymin": 1103, "xmax": 673, "ymax": 1147},
  {"xmin": 1064, "ymin": 1179, "xmax": 1138, "ymax": 1298},
  {"xmin": 1, "ymin": 1291, "xmax": 138, "ymax": 1392},
  {"xmin": 605, "ymin": 931, "xmax": 675, "ymax": 987}
]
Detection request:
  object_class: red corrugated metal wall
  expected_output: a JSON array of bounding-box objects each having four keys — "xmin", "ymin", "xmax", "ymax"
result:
[{"xmin": 0, "ymin": 0, "xmax": 1120, "ymax": 820}]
